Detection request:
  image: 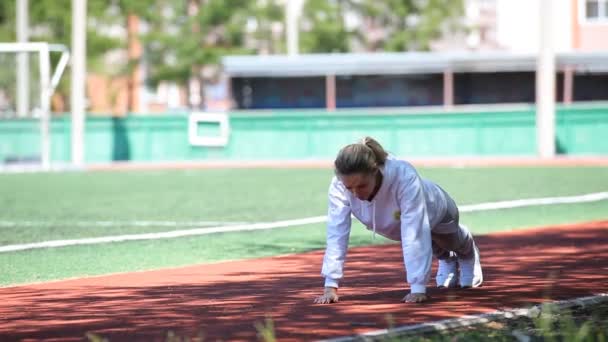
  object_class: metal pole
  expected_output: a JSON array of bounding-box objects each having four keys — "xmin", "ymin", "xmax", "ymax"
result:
[
  {"xmin": 17, "ymin": 0, "xmax": 29, "ymax": 118},
  {"xmin": 536, "ymin": 0, "xmax": 556, "ymax": 158},
  {"xmin": 71, "ymin": 0, "xmax": 86, "ymax": 167},
  {"xmin": 563, "ymin": 65, "xmax": 574, "ymax": 105},
  {"xmin": 325, "ymin": 74, "xmax": 336, "ymax": 111},
  {"xmin": 443, "ymin": 68, "xmax": 454, "ymax": 109},
  {"xmin": 286, "ymin": 0, "xmax": 303, "ymax": 56},
  {"xmin": 39, "ymin": 44, "xmax": 51, "ymax": 170}
]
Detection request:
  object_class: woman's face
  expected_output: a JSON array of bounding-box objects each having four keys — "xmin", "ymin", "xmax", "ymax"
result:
[{"xmin": 339, "ymin": 172, "xmax": 377, "ymax": 201}]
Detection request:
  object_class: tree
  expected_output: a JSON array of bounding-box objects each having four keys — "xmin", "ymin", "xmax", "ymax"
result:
[
  {"xmin": 300, "ymin": 0, "xmax": 350, "ymax": 53},
  {"xmin": 1, "ymin": 0, "xmax": 286, "ymax": 111},
  {"xmin": 0, "ymin": 1, "xmax": 16, "ymax": 42},
  {"xmin": 138, "ymin": 0, "xmax": 284, "ymax": 108},
  {"xmin": 297, "ymin": 0, "xmax": 464, "ymax": 53},
  {"xmin": 247, "ymin": 0, "xmax": 285, "ymax": 54},
  {"xmin": 0, "ymin": 0, "xmax": 126, "ymax": 112},
  {"xmin": 1, "ymin": 0, "xmax": 466, "ymax": 112},
  {"xmin": 347, "ymin": 0, "xmax": 464, "ymax": 52}
]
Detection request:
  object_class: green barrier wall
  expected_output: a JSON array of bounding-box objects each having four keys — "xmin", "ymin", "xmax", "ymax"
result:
[{"xmin": 1, "ymin": 104, "xmax": 607, "ymax": 163}]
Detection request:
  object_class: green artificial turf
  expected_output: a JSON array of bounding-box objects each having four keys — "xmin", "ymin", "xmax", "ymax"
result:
[{"xmin": 0, "ymin": 166, "xmax": 606, "ymax": 286}]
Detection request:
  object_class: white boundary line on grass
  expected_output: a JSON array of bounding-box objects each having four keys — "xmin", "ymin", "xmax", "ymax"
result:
[
  {"xmin": 1, "ymin": 191, "xmax": 607, "ymax": 253},
  {"xmin": 0, "ymin": 216, "xmax": 327, "ymax": 253},
  {"xmin": 459, "ymin": 191, "xmax": 608, "ymax": 212},
  {"xmin": 320, "ymin": 293, "xmax": 608, "ymax": 342},
  {"xmin": 0, "ymin": 220, "xmax": 251, "ymax": 227}
]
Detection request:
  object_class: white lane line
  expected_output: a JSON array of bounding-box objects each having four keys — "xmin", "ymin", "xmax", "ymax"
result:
[
  {"xmin": 1, "ymin": 191, "xmax": 607, "ymax": 253},
  {"xmin": 460, "ymin": 191, "xmax": 608, "ymax": 212},
  {"xmin": 0, "ymin": 216, "xmax": 327, "ymax": 253},
  {"xmin": 0, "ymin": 221, "xmax": 251, "ymax": 227},
  {"xmin": 321, "ymin": 293, "xmax": 608, "ymax": 342}
]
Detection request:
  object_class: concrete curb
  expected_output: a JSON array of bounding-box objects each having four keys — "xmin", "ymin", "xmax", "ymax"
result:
[{"xmin": 321, "ymin": 293, "xmax": 608, "ymax": 342}]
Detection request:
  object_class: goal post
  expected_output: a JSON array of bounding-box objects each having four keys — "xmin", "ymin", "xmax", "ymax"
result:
[{"xmin": 0, "ymin": 42, "xmax": 70, "ymax": 170}]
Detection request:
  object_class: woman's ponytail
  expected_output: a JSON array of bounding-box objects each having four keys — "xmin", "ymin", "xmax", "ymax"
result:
[
  {"xmin": 334, "ymin": 136, "xmax": 388, "ymax": 175},
  {"xmin": 360, "ymin": 136, "xmax": 388, "ymax": 166}
]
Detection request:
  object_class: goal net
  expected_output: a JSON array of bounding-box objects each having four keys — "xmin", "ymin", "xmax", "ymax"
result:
[{"xmin": 0, "ymin": 43, "xmax": 69, "ymax": 169}]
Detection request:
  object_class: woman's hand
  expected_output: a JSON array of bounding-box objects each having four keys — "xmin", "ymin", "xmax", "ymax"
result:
[
  {"xmin": 314, "ymin": 287, "xmax": 339, "ymax": 304},
  {"xmin": 402, "ymin": 292, "xmax": 428, "ymax": 303}
]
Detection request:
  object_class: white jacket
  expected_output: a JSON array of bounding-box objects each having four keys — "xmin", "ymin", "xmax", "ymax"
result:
[{"xmin": 321, "ymin": 157, "xmax": 449, "ymax": 294}]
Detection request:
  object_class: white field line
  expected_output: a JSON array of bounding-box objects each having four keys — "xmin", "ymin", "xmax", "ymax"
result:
[
  {"xmin": 1, "ymin": 191, "xmax": 607, "ymax": 253},
  {"xmin": 0, "ymin": 216, "xmax": 327, "ymax": 253},
  {"xmin": 459, "ymin": 191, "xmax": 608, "ymax": 212},
  {"xmin": 0, "ymin": 220, "xmax": 250, "ymax": 228},
  {"xmin": 320, "ymin": 293, "xmax": 608, "ymax": 342}
]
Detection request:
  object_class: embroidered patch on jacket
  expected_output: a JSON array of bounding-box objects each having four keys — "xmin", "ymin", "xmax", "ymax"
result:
[{"xmin": 393, "ymin": 210, "xmax": 401, "ymax": 220}]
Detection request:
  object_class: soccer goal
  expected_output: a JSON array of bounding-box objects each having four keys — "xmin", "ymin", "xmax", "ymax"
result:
[{"xmin": 0, "ymin": 42, "xmax": 70, "ymax": 170}]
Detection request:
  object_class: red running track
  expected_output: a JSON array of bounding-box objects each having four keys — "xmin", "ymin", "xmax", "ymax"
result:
[{"xmin": 1, "ymin": 221, "xmax": 607, "ymax": 341}]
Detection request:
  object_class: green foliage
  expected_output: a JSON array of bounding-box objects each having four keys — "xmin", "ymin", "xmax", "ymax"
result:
[
  {"xmin": 299, "ymin": 0, "xmax": 464, "ymax": 53},
  {"xmin": 0, "ymin": 1, "xmax": 16, "ymax": 41},
  {"xmin": 164, "ymin": 330, "xmax": 205, "ymax": 342},
  {"xmin": 0, "ymin": 0, "xmax": 467, "ymax": 107},
  {"xmin": 248, "ymin": 0, "xmax": 285, "ymax": 54},
  {"xmin": 139, "ymin": 0, "xmax": 282, "ymax": 88},
  {"xmin": 254, "ymin": 317, "xmax": 276, "ymax": 342},
  {"xmin": 0, "ymin": 0, "xmax": 285, "ymax": 108},
  {"xmin": 533, "ymin": 304, "xmax": 598, "ymax": 342},
  {"xmin": 348, "ymin": 0, "xmax": 464, "ymax": 51},
  {"xmin": 0, "ymin": 0, "xmax": 126, "ymax": 105},
  {"xmin": 19, "ymin": 0, "xmax": 122, "ymax": 66},
  {"xmin": 375, "ymin": 302, "xmax": 608, "ymax": 341},
  {"xmin": 300, "ymin": 0, "xmax": 350, "ymax": 53},
  {"xmin": 85, "ymin": 332, "xmax": 109, "ymax": 342}
]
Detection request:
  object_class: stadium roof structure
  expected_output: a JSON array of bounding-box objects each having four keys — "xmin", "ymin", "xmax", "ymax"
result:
[{"xmin": 222, "ymin": 51, "xmax": 608, "ymax": 77}]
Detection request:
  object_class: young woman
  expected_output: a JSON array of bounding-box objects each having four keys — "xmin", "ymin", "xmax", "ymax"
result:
[{"xmin": 314, "ymin": 137, "xmax": 483, "ymax": 304}]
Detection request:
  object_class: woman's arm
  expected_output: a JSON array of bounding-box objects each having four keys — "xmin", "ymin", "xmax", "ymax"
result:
[
  {"xmin": 397, "ymin": 168, "xmax": 433, "ymax": 301},
  {"xmin": 317, "ymin": 178, "xmax": 352, "ymax": 301}
]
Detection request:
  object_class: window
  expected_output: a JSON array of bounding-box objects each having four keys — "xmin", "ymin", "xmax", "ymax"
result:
[{"xmin": 584, "ymin": 0, "xmax": 608, "ymax": 21}]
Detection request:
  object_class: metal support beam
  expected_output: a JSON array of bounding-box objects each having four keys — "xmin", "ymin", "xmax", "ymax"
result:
[
  {"xmin": 286, "ymin": 0, "xmax": 304, "ymax": 56},
  {"xmin": 17, "ymin": 0, "xmax": 29, "ymax": 118},
  {"xmin": 39, "ymin": 44, "xmax": 51, "ymax": 169},
  {"xmin": 71, "ymin": 0, "xmax": 87, "ymax": 167},
  {"xmin": 536, "ymin": 0, "xmax": 556, "ymax": 158},
  {"xmin": 563, "ymin": 65, "xmax": 574, "ymax": 105},
  {"xmin": 325, "ymin": 74, "xmax": 336, "ymax": 111},
  {"xmin": 443, "ymin": 68, "xmax": 454, "ymax": 109}
]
